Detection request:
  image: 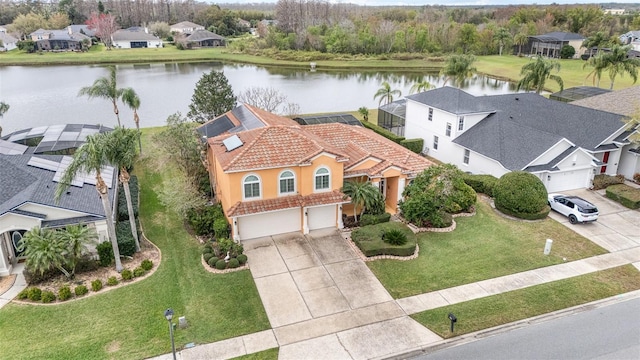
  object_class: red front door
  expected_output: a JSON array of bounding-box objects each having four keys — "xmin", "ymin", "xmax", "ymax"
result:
[{"xmin": 600, "ymin": 151, "xmax": 610, "ymax": 173}]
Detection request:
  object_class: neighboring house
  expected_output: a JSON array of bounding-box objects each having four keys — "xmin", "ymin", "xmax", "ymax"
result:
[
  {"xmin": 237, "ymin": 19, "xmax": 251, "ymax": 30},
  {"xmin": 378, "ymin": 99, "xmax": 407, "ymax": 137},
  {"xmin": 294, "ymin": 114, "xmax": 362, "ymax": 126},
  {"xmin": 0, "ymin": 124, "xmax": 117, "ymax": 276},
  {"xmin": 112, "ymin": 27, "xmax": 163, "ymax": 49},
  {"xmin": 186, "ymin": 29, "xmax": 225, "ymax": 47},
  {"xmin": 203, "ymin": 105, "xmax": 433, "ymax": 241},
  {"xmin": 604, "ymin": 8, "xmax": 625, "ymax": 15},
  {"xmin": 1, "ymin": 124, "xmax": 112, "ymax": 155},
  {"xmin": 0, "ymin": 32, "xmax": 18, "ymax": 51},
  {"xmin": 549, "ymin": 86, "xmax": 611, "ymax": 103},
  {"xmin": 516, "ymin": 32, "xmax": 585, "ymax": 58},
  {"xmin": 170, "ymin": 21, "xmax": 205, "ymax": 35},
  {"xmin": 620, "ymin": 30, "xmax": 640, "ymax": 51},
  {"xmin": 404, "ymin": 87, "xmax": 637, "ymax": 192},
  {"xmin": 29, "ymin": 28, "xmax": 90, "ymax": 51},
  {"xmin": 67, "ymin": 24, "xmax": 95, "ymax": 38}
]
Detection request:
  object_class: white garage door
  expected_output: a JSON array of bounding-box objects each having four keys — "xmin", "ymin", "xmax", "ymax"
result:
[
  {"xmin": 546, "ymin": 169, "xmax": 591, "ymax": 193},
  {"xmin": 308, "ymin": 205, "xmax": 336, "ymax": 230},
  {"xmin": 237, "ymin": 208, "xmax": 300, "ymax": 240}
]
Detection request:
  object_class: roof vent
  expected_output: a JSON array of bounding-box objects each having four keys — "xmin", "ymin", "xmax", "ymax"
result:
[
  {"xmin": 515, "ymin": 97, "xmax": 519, "ymax": 100},
  {"xmin": 222, "ymin": 134, "xmax": 243, "ymax": 152}
]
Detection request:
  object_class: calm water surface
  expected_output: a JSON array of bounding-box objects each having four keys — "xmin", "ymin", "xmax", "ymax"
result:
[{"xmin": 0, "ymin": 62, "xmax": 517, "ymax": 134}]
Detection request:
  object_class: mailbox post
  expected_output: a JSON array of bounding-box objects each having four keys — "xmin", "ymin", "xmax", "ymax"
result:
[{"xmin": 448, "ymin": 313, "xmax": 457, "ymax": 332}]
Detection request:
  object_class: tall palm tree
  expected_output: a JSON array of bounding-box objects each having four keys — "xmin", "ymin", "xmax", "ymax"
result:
[
  {"xmin": 582, "ymin": 31, "xmax": 609, "ymax": 58},
  {"xmin": 493, "ymin": 27, "xmax": 511, "ymax": 56},
  {"xmin": 78, "ymin": 65, "xmax": 124, "ymax": 126},
  {"xmin": 55, "ymin": 224, "xmax": 97, "ymax": 277},
  {"xmin": 341, "ymin": 180, "xmax": 383, "ymax": 222},
  {"xmin": 55, "ymin": 133, "xmax": 123, "ymax": 272},
  {"xmin": 104, "ymin": 127, "xmax": 140, "ymax": 252},
  {"xmin": 583, "ymin": 51, "xmax": 608, "ymax": 87},
  {"xmin": 374, "ymin": 82, "xmax": 401, "ymax": 106},
  {"xmin": 513, "ymin": 32, "xmax": 528, "ymax": 56},
  {"xmin": 19, "ymin": 227, "xmax": 71, "ymax": 278},
  {"xmin": 0, "ymin": 101, "xmax": 8, "ymax": 137},
  {"xmin": 441, "ymin": 54, "xmax": 477, "ymax": 87},
  {"xmin": 409, "ymin": 80, "xmax": 435, "ymax": 94},
  {"xmin": 121, "ymin": 87, "xmax": 142, "ymax": 152},
  {"xmin": 602, "ymin": 45, "xmax": 640, "ymax": 90},
  {"xmin": 516, "ymin": 56, "xmax": 564, "ymax": 94}
]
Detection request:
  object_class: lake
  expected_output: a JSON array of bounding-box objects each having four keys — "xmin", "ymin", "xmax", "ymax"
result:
[{"xmin": 0, "ymin": 62, "xmax": 518, "ymax": 134}]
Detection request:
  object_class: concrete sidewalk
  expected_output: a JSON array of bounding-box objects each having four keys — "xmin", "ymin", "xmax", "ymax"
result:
[{"xmin": 0, "ymin": 263, "xmax": 26, "ymax": 309}]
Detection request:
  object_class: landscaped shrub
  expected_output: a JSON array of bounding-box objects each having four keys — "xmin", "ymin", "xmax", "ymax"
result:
[
  {"xmin": 237, "ymin": 254, "xmax": 248, "ymax": 265},
  {"xmin": 208, "ymin": 256, "xmax": 219, "ymax": 267},
  {"xmin": 592, "ymin": 174, "xmax": 625, "ymax": 190},
  {"xmin": 41, "ymin": 290, "xmax": 56, "ymax": 303},
  {"xmin": 74, "ymin": 285, "xmax": 88, "ymax": 296},
  {"xmin": 228, "ymin": 258, "xmax": 240, "ymax": 268},
  {"xmin": 121, "ymin": 269, "xmax": 133, "ymax": 281},
  {"xmin": 97, "ymin": 241, "xmax": 114, "ymax": 267},
  {"xmin": 106, "ymin": 276, "xmax": 118, "ymax": 286},
  {"xmin": 463, "ymin": 174, "xmax": 498, "ymax": 197},
  {"xmin": 382, "ymin": 229, "xmax": 408, "ymax": 245},
  {"xmin": 213, "ymin": 218, "xmax": 229, "ymax": 239},
  {"xmin": 215, "ymin": 259, "xmax": 227, "ymax": 270},
  {"xmin": 23, "ymin": 267, "xmax": 58, "ymax": 285},
  {"xmin": 217, "ymin": 238, "xmax": 243, "ymax": 257},
  {"xmin": 202, "ymin": 246, "xmax": 213, "ymax": 255},
  {"xmin": 361, "ymin": 119, "xmax": 405, "ymax": 143},
  {"xmin": 116, "ymin": 221, "xmax": 137, "ymax": 257},
  {"xmin": 17, "ymin": 288, "xmax": 29, "ymax": 300},
  {"xmin": 58, "ymin": 286, "xmax": 72, "ymax": 301},
  {"xmin": 351, "ymin": 222, "xmax": 416, "ymax": 257},
  {"xmin": 141, "ymin": 259, "xmax": 153, "ymax": 271},
  {"xmin": 560, "ymin": 44, "xmax": 575, "ymax": 59},
  {"xmin": 117, "ymin": 176, "xmax": 139, "ymax": 221},
  {"xmin": 606, "ymin": 184, "xmax": 640, "ymax": 209},
  {"xmin": 91, "ymin": 279, "xmax": 103, "ymax": 292},
  {"xmin": 27, "ymin": 287, "xmax": 42, "ymax": 301},
  {"xmin": 360, "ymin": 213, "xmax": 391, "ymax": 226},
  {"xmin": 203, "ymin": 252, "xmax": 215, "ymax": 263},
  {"xmin": 75, "ymin": 257, "xmax": 100, "ymax": 274},
  {"xmin": 494, "ymin": 171, "xmax": 549, "ymax": 220},
  {"xmin": 400, "ymin": 138, "xmax": 424, "ymax": 154},
  {"xmin": 186, "ymin": 204, "xmax": 225, "ymax": 236},
  {"xmin": 133, "ymin": 267, "xmax": 146, "ymax": 277}
]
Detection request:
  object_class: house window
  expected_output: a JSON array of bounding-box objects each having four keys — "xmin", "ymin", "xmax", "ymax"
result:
[
  {"xmin": 446, "ymin": 123, "xmax": 452, "ymax": 137},
  {"xmin": 458, "ymin": 116, "xmax": 465, "ymax": 131},
  {"xmin": 433, "ymin": 135, "xmax": 439, "ymax": 150},
  {"xmin": 428, "ymin": 108, "xmax": 433, "ymax": 121},
  {"xmin": 279, "ymin": 170, "xmax": 295, "ymax": 195},
  {"xmin": 463, "ymin": 149, "xmax": 470, "ymax": 164},
  {"xmin": 314, "ymin": 167, "xmax": 330, "ymax": 191},
  {"xmin": 243, "ymin": 174, "xmax": 260, "ymax": 199}
]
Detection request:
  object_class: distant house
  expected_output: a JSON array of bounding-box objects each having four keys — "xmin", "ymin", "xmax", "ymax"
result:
[
  {"xmin": 29, "ymin": 28, "xmax": 90, "ymax": 51},
  {"xmin": 237, "ymin": 19, "xmax": 251, "ymax": 30},
  {"xmin": 67, "ymin": 24, "xmax": 95, "ymax": 38},
  {"xmin": 111, "ymin": 27, "xmax": 163, "ymax": 49},
  {"xmin": 603, "ymin": 8, "xmax": 625, "ymax": 15},
  {"xmin": 0, "ymin": 32, "xmax": 18, "ymax": 51},
  {"xmin": 170, "ymin": 21, "xmax": 205, "ymax": 35},
  {"xmin": 186, "ymin": 29, "xmax": 225, "ymax": 47},
  {"xmin": 516, "ymin": 32, "xmax": 585, "ymax": 59},
  {"xmin": 620, "ymin": 30, "xmax": 640, "ymax": 52}
]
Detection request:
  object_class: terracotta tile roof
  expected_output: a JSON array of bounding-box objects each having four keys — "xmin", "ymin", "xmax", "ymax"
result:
[
  {"xmin": 244, "ymin": 105, "xmax": 301, "ymax": 127},
  {"xmin": 227, "ymin": 190, "xmax": 349, "ymax": 217}
]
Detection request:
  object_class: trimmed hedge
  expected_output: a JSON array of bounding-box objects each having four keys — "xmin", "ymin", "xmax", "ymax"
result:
[
  {"xmin": 463, "ymin": 174, "xmax": 498, "ymax": 197},
  {"xmin": 400, "ymin": 138, "xmax": 424, "ymax": 154},
  {"xmin": 351, "ymin": 222, "xmax": 416, "ymax": 257},
  {"xmin": 360, "ymin": 212, "xmax": 391, "ymax": 226},
  {"xmin": 592, "ymin": 174, "xmax": 625, "ymax": 190},
  {"xmin": 97, "ymin": 241, "xmax": 114, "ymax": 267},
  {"xmin": 606, "ymin": 184, "xmax": 640, "ymax": 209},
  {"xmin": 362, "ymin": 119, "xmax": 405, "ymax": 143},
  {"xmin": 186, "ymin": 204, "xmax": 225, "ymax": 236},
  {"xmin": 117, "ymin": 176, "xmax": 139, "ymax": 221},
  {"xmin": 494, "ymin": 171, "xmax": 550, "ymax": 220},
  {"xmin": 116, "ymin": 221, "xmax": 138, "ymax": 257}
]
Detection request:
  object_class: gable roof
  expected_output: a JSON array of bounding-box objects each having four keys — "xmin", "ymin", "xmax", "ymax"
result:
[
  {"xmin": 197, "ymin": 104, "xmax": 298, "ymax": 138},
  {"xmin": 406, "ymin": 87, "xmax": 495, "ymax": 115},
  {"xmin": 170, "ymin": 21, "xmax": 203, "ymax": 29},
  {"xmin": 112, "ymin": 29, "xmax": 160, "ymax": 42},
  {"xmin": 186, "ymin": 29, "xmax": 225, "ymax": 42},
  {"xmin": 571, "ymin": 86, "xmax": 640, "ymax": 116},
  {"xmin": 0, "ymin": 32, "xmax": 18, "ymax": 44},
  {"xmin": 68, "ymin": 25, "xmax": 95, "ymax": 37},
  {"xmin": 30, "ymin": 29, "xmax": 90, "ymax": 41}
]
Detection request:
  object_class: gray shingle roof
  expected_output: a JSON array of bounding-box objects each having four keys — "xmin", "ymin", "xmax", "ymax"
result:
[
  {"xmin": 406, "ymin": 87, "xmax": 495, "ymax": 115},
  {"xmin": 571, "ymin": 86, "xmax": 640, "ymax": 116},
  {"xmin": 112, "ymin": 29, "xmax": 160, "ymax": 42},
  {"xmin": 186, "ymin": 29, "xmax": 224, "ymax": 42},
  {"xmin": 531, "ymin": 32, "xmax": 585, "ymax": 42}
]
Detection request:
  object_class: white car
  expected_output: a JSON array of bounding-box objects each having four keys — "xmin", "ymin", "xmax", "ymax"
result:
[{"xmin": 548, "ymin": 193, "xmax": 599, "ymax": 224}]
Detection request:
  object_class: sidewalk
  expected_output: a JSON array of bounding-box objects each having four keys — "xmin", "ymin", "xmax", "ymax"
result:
[{"xmin": 0, "ymin": 263, "xmax": 27, "ymax": 309}]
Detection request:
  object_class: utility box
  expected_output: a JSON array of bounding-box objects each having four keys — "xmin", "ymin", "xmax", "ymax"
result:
[
  {"xmin": 179, "ymin": 316, "xmax": 188, "ymax": 329},
  {"xmin": 544, "ymin": 239, "xmax": 553, "ymax": 255}
]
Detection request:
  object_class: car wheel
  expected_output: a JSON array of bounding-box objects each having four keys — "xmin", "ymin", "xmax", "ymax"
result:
[{"xmin": 569, "ymin": 215, "xmax": 578, "ymax": 224}]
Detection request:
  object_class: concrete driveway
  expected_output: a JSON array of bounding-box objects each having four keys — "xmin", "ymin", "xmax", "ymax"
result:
[
  {"xmin": 548, "ymin": 189, "xmax": 640, "ymax": 252},
  {"xmin": 243, "ymin": 228, "xmax": 442, "ymax": 359}
]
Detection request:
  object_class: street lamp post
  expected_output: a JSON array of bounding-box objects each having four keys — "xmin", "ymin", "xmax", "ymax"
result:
[{"xmin": 164, "ymin": 308, "xmax": 176, "ymax": 360}]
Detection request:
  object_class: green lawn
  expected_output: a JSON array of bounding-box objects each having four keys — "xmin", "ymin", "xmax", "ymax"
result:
[
  {"xmin": 0, "ymin": 128, "xmax": 270, "ymax": 360},
  {"xmin": 412, "ymin": 265, "xmax": 640, "ymax": 338},
  {"xmin": 367, "ymin": 200, "xmax": 607, "ymax": 299}
]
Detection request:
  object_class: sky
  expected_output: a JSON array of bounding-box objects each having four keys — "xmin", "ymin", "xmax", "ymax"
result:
[{"xmin": 216, "ymin": 0, "xmax": 637, "ymax": 5}]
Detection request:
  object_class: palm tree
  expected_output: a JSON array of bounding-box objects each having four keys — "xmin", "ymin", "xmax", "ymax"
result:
[
  {"xmin": 374, "ymin": 82, "xmax": 401, "ymax": 106},
  {"xmin": 516, "ymin": 56, "xmax": 564, "ymax": 94},
  {"xmin": 55, "ymin": 224, "xmax": 98, "ymax": 277},
  {"xmin": 409, "ymin": 80, "xmax": 435, "ymax": 94},
  {"xmin": 602, "ymin": 45, "xmax": 640, "ymax": 90},
  {"xmin": 104, "ymin": 127, "xmax": 140, "ymax": 252},
  {"xmin": 513, "ymin": 32, "xmax": 528, "ymax": 56},
  {"xmin": 358, "ymin": 106, "xmax": 369, "ymax": 122},
  {"xmin": 493, "ymin": 27, "xmax": 511, "ymax": 56},
  {"xmin": 583, "ymin": 51, "xmax": 608, "ymax": 87},
  {"xmin": 19, "ymin": 227, "xmax": 71, "ymax": 278},
  {"xmin": 121, "ymin": 87, "xmax": 142, "ymax": 152},
  {"xmin": 582, "ymin": 31, "xmax": 609, "ymax": 58},
  {"xmin": 341, "ymin": 180, "xmax": 383, "ymax": 223},
  {"xmin": 55, "ymin": 133, "xmax": 123, "ymax": 272},
  {"xmin": 78, "ymin": 65, "xmax": 124, "ymax": 126},
  {"xmin": 441, "ymin": 54, "xmax": 477, "ymax": 87},
  {"xmin": 0, "ymin": 101, "xmax": 8, "ymax": 137}
]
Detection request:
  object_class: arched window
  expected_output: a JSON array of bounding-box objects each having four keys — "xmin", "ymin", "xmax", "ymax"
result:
[
  {"xmin": 243, "ymin": 174, "xmax": 261, "ymax": 199},
  {"xmin": 279, "ymin": 170, "xmax": 295, "ymax": 195},
  {"xmin": 314, "ymin": 167, "xmax": 330, "ymax": 191}
]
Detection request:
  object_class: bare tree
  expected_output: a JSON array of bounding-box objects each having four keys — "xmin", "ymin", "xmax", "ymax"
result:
[
  {"xmin": 238, "ymin": 86, "xmax": 287, "ymax": 113},
  {"xmin": 86, "ymin": 12, "xmax": 119, "ymax": 49}
]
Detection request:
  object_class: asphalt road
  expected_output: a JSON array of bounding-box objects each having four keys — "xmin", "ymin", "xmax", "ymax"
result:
[{"xmin": 412, "ymin": 297, "xmax": 640, "ymax": 360}]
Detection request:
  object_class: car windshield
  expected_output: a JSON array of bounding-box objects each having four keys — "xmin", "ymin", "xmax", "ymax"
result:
[{"xmin": 578, "ymin": 206, "xmax": 598, "ymax": 214}]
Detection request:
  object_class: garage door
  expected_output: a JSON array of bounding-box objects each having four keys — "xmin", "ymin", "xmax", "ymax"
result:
[
  {"xmin": 308, "ymin": 205, "xmax": 336, "ymax": 230},
  {"xmin": 237, "ymin": 208, "xmax": 300, "ymax": 240},
  {"xmin": 546, "ymin": 169, "xmax": 591, "ymax": 193}
]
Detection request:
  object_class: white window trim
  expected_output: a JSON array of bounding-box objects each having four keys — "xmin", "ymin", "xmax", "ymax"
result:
[
  {"xmin": 278, "ymin": 169, "xmax": 296, "ymax": 196},
  {"xmin": 446, "ymin": 123, "xmax": 452, "ymax": 137},
  {"xmin": 314, "ymin": 166, "xmax": 331, "ymax": 192},
  {"xmin": 433, "ymin": 135, "xmax": 439, "ymax": 151},
  {"xmin": 242, "ymin": 173, "xmax": 262, "ymax": 200},
  {"xmin": 428, "ymin": 107, "xmax": 433, "ymax": 121},
  {"xmin": 463, "ymin": 149, "xmax": 470, "ymax": 165},
  {"xmin": 458, "ymin": 116, "xmax": 465, "ymax": 131}
]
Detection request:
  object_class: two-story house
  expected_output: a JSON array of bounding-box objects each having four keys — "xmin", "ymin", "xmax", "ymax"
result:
[
  {"xmin": 404, "ymin": 87, "xmax": 636, "ymax": 192},
  {"xmin": 204, "ymin": 105, "xmax": 433, "ymax": 241},
  {"xmin": 170, "ymin": 21, "xmax": 205, "ymax": 35}
]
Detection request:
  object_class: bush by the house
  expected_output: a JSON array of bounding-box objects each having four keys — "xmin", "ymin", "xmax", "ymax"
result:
[
  {"xmin": 141, "ymin": 259, "xmax": 153, "ymax": 271},
  {"xmin": 41, "ymin": 290, "xmax": 56, "ymax": 303},
  {"xmin": 91, "ymin": 279, "xmax": 103, "ymax": 292},
  {"xmin": 187, "ymin": 204, "xmax": 225, "ymax": 236},
  {"xmin": 215, "ymin": 259, "xmax": 227, "ymax": 270},
  {"xmin": 213, "ymin": 218, "xmax": 229, "ymax": 239},
  {"xmin": 133, "ymin": 267, "xmax": 146, "ymax": 277},
  {"xmin": 74, "ymin": 285, "xmax": 88, "ymax": 296},
  {"xmin": 117, "ymin": 175, "xmax": 139, "ymax": 221},
  {"xmin": 237, "ymin": 254, "xmax": 248, "ymax": 265},
  {"xmin": 360, "ymin": 213, "xmax": 391, "ymax": 226},
  {"xmin": 97, "ymin": 241, "xmax": 114, "ymax": 267},
  {"xmin": 217, "ymin": 237, "xmax": 243, "ymax": 257},
  {"xmin": 121, "ymin": 269, "xmax": 133, "ymax": 281},
  {"xmin": 463, "ymin": 174, "xmax": 498, "ymax": 197},
  {"xmin": 208, "ymin": 256, "xmax": 219, "ymax": 267},
  {"xmin": 351, "ymin": 222, "xmax": 416, "ymax": 257},
  {"xmin": 116, "ymin": 221, "xmax": 138, "ymax": 257},
  {"xmin": 399, "ymin": 138, "xmax": 424, "ymax": 154},
  {"xmin": 494, "ymin": 171, "xmax": 549, "ymax": 220},
  {"xmin": 361, "ymin": 120, "xmax": 405, "ymax": 143},
  {"xmin": 106, "ymin": 276, "xmax": 118, "ymax": 286},
  {"xmin": 560, "ymin": 44, "xmax": 575, "ymax": 59},
  {"xmin": 26, "ymin": 287, "xmax": 42, "ymax": 301},
  {"xmin": 23, "ymin": 267, "xmax": 58, "ymax": 285},
  {"xmin": 75, "ymin": 256, "xmax": 100, "ymax": 273},
  {"xmin": 228, "ymin": 258, "xmax": 240, "ymax": 268},
  {"xmin": 203, "ymin": 252, "xmax": 215, "ymax": 263},
  {"xmin": 58, "ymin": 286, "xmax": 72, "ymax": 301},
  {"xmin": 592, "ymin": 174, "xmax": 625, "ymax": 190},
  {"xmin": 606, "ymin": 184, "xmax": 640, "ymax": 209}
]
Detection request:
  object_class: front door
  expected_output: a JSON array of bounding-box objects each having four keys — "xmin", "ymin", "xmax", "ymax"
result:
[
  {"xmin": 600, "ymin": 151, "xmax": 610, "ymax": 173},
  {"xmin": 378, "ymin": 178, "xmax": 387, "ymax": 199}
]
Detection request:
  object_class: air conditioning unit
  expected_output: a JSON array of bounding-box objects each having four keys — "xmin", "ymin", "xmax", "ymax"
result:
[{"xmin": 421, "ymin": 146, "xmax": 430, "ymax": 156}]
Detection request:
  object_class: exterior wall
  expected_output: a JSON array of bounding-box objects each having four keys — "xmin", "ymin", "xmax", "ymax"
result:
[
  {"xmin": 17, "ymin": 203, "xmax": 86, "ymax": 220},
  {"xmin": 618, "ymin": 146, "xmax": 640, "ymax": 179},
  {"xmin": 0, "ymin": 213, "xmax": 42, "ymax": 234},
  {"xmin": 592, "ymin": 148, "xmax": 623, "ymax": 175},
  {"xmin": 529, "ymin": 140, "xmax": 574, "ymax": 165},
  {"xmin": 112, "ymin": 40, "xmax": 163, "ymax": 49},
  {"xmin": 568, "ymin": 40, "xmax": 585, "ymax": 57}
]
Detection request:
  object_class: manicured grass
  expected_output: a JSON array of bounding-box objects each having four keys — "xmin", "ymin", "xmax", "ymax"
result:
[
  {"xmin": 0, "ymin": 128, "xmax": 270, "ymax": 360},
  {"xmin": 367, "ymin": 200, "xmax": 607, "ymax": 299},
  {"xmin": 351, "ymin": 222, "xmax": 417, "ymax": 257},
  {"xmin": 231, "ymin": 348, "xmax": 279, "ymax": 360},
  {"xmin": 411, "ymin": 265, "xmax": 640, "ymax": 338}
]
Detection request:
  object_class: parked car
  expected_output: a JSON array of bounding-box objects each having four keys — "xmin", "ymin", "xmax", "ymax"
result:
[{"xmin": 548, "ymin": 194, "xmax": 599, "ymax": 224}]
